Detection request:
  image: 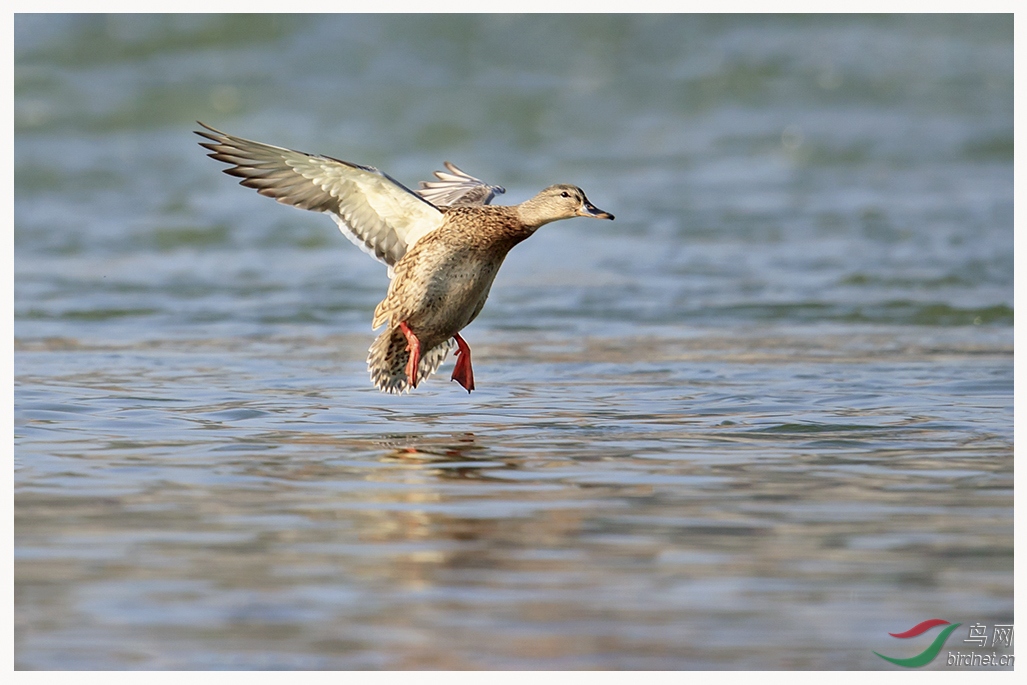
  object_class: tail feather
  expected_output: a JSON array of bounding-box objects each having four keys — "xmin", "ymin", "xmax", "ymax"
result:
[{"xmin": 367, "ymin": 328, "xmax": 453, "ymax": 394}]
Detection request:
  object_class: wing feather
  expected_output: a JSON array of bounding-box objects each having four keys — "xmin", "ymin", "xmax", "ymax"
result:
[
  {"xmin": 416, "ymin": 161, "xmax": 505, "ymax": 207},
  {"xmin": 196, "ymin": 122, "xmax": 444, "ymax": 268}
]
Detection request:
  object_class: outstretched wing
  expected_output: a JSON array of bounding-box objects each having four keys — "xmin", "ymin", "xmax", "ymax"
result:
[
  {"xmin": 416, "ymin": 161, "xmax": 505, "ymax": 207},
  {"xmin": 196, "ymin": 122, "xmax": 444, "ymax": 268}
]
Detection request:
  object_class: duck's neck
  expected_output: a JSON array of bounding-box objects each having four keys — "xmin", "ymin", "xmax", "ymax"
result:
[{"xmin": 516, "ymin": 198, "xmax": 559, "ymax": 231}]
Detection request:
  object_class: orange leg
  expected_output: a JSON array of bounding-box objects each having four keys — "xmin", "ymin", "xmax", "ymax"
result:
[
  {"xmin": 451, "ymin": 333, "xmax": 475, "ymax": 393},
  {"xmin": 399, "ymin": 322, "xmax": 421, "ymax": 388}
]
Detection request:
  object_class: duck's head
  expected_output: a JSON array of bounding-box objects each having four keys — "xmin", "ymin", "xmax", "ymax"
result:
[{"xmin": 518, "ymin": 184, "xmax": 614, "ymax": 229}]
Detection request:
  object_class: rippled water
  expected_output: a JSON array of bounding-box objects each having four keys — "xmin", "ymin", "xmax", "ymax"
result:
[{"xmin": 14, "ymin": 15, "xmax": 1012, "ymax": 669}]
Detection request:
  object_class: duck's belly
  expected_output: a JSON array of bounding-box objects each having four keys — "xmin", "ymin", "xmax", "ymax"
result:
[{"xmin": 405, "ymin": 254, "xmax": 503, "ymax": 348}]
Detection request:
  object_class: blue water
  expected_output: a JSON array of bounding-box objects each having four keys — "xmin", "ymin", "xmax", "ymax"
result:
[{"xmin": 14, "ymin": 14, "xmax": 1012, "ymax": 669}]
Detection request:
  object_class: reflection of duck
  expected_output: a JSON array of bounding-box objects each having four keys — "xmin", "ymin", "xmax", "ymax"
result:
[
  {"xmin": 381, "ymin": 434, "xmax": 519, "ymax": 483},
  {"xmin": 380, "ymin": 433, "xmax": 484, "ymax": 464},
  {"xmin": 196, "ymin": 123, "xmax": 613, "ymax": 394}
]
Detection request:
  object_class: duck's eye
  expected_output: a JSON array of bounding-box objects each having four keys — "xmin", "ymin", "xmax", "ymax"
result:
[{"xmin": 560, "ymin": 191, "xmax": 570, "ymax": 198}]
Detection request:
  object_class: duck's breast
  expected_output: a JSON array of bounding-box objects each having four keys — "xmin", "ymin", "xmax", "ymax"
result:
[{"xmin": 405, "ymin": 244, "xmax": 505, "ymax": 344}]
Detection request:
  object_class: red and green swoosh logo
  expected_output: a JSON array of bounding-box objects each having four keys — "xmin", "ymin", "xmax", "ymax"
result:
[{"xmin": 874, "ymin": 619, "xmax": 961, "ymax": 668}]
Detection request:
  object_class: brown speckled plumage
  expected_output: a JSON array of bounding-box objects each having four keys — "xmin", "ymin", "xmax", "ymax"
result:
[
  {"xmin": 368, "ymin": 206, "xmax": 530, "ymax": 393},
  {"xmin": 196, "ymin": 123, "xmax": 614, "ymax": 394}
]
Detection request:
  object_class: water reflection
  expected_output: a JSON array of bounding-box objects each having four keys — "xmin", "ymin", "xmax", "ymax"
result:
[{"xmin": 379, "ymin": 432, "xmax": 486, "ymax": 463}]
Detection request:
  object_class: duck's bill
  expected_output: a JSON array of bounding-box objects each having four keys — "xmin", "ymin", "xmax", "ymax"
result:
[{"xmin": 578, "ymin": 202, "xmax": 615, "ymax": 220}]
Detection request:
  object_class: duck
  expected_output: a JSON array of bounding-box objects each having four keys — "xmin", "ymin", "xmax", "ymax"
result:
[{"xmin": 195, "ymin": 122, "xmax": 614, "ymax": 394}]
